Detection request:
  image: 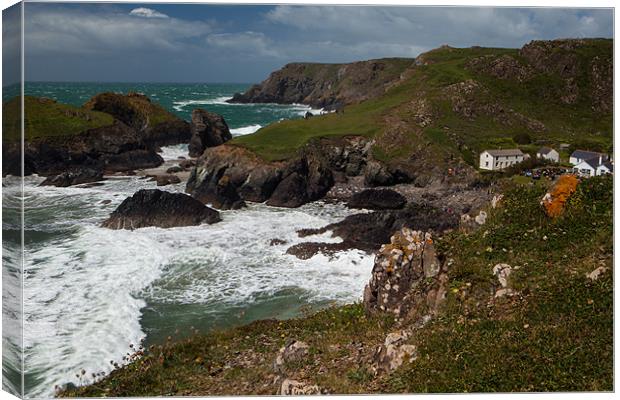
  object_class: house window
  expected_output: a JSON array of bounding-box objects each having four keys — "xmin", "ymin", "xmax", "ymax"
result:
[{"xmin": 485, "ymin": 161, "xmax": 489, "ymax": 167}]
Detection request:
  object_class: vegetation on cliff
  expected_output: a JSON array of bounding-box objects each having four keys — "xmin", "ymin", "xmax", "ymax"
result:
[
  {"xmin": 3, "ymin": 96, "xmax": 114, "ymax": 141},
  {"xmin": 233, "ymin": 39, "xmax": 612, "ymax": 169},
  {"xmin": 62, "ymin": 174, "xmax": 612, "ymax": 396}
]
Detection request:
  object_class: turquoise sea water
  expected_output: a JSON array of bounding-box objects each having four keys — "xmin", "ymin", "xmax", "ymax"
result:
[
  {"xmin": 2, "ymin": 82, "xmax": 371, "ymax": 397},
  {"xmin": 22, "ymin": 82, "xmax": 322, "ymax": 134}
]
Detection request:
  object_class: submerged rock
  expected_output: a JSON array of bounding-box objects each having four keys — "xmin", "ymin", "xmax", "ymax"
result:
[
  {"xmin": 347, "ymin": 188, "xmax": 407, "ymax": 210},
  {"xmin": 188, "ymin": 109, "xmax": 232, "ymax": 157},
  {"xmin": 40, "ymin": 168, "xmax": 104, "ymax": 187},
  {"xmin": 102, "ymin": 189, "xmax": 220, "ymax": 229}
]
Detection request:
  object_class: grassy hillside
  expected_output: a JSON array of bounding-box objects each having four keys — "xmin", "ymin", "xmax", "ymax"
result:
[
  {"xmin": 2, "ymin": 96, "xmax": 114, "ymax": 142},
  {"xmin": 233, "ymin": 40, "xmax": 612, "ymax": 164},
  {"xmin": 62, "ymin": 175, "xmax": 612, "ymax": 396}
]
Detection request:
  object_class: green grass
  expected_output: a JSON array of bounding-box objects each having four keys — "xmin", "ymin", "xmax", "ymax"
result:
[
  {"xmin": 233, "ymin": 41, "xmax": 612, "ymax": 166},
  {"xmin": 61, "ymin": 175, "xmax": 613, "ymax": 396},
  {"xmin": 385, "ymin": 175, "xmax": 613, "ymax": 392},
  {"xmin": 3, "ymin": 96, "xmax": 114, "ymax": 142}
]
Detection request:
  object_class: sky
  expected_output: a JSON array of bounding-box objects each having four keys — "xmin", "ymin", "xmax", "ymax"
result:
[{"xmin": 3, "ymin": 3, "xmax": 614, "ymax": 84}]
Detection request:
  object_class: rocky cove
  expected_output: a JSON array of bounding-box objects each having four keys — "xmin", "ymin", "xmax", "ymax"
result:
[{"xmin": 6, "ymin": 38, "xmax": 613, "ymax": 396}]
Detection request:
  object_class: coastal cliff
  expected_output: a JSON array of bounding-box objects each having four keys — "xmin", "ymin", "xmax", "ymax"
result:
[{"xmin": 228, "ymin": 58, "xmax": 414, "ymax": 108}]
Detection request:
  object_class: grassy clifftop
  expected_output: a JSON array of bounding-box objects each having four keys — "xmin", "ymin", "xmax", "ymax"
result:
[
  {"xmin": 3, "ymin": 96, "xmax": 114, "ymax": 142},
  {"xmin": 62, "ymin": 175, "xmax": 612, "ymax": 396},
  {"xmin": 233, "ymin": 39, "xmax": 612, "ymax": 164}
]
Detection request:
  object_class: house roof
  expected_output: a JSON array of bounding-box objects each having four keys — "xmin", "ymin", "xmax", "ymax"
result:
[
  {"xmin": 537, "ymin": 146, "xmax": 555, "ymax": 155},
  {"xmin": 484, "ymin": 149, "xmax": 524, "ymax": 157},
  {"xmin": 598, "ymin": 161, "xmax": 613, "ymax": 171},
  {"xmin": 571, "ymin": 150, "xmax": 607, "ymax": 160}
]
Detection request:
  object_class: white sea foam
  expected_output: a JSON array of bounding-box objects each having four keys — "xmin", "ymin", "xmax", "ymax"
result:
[
  {"xmin": 18, "ymin": 175, "xmax": 374, "ymax": 397},
  {"xmin": 230, "ymin": 124, "xmax": 262, "ymax": 136},
  {"xmin": 158, "ymin": 144, "xmax": 189, "ymax": 161},
  {"xmin": 172, "ymin": 97, "xmax": 231, "ymax": 111}
]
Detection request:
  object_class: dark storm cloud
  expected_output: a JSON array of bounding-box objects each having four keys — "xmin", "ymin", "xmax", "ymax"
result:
[{"xmin": 22, "ymin": 3, "xmax": 613, "ymax": 83}]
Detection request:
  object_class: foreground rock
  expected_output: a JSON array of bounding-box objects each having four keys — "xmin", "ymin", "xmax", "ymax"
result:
[
  {"xmin": 363, "ymin": 228, "xmax": 448, "ymax": 320},
  {"xmin": 40, "ymin": 168, "xmax": 104, "ymax": 187},
  {"xmin": 102, "ymin": 189, "xmax": 220, "ymax": 229},
  {"xmin": 188, "ymin": 109, "xmax": 232, "ymax": 157},
  {"xmin": 347, "ymin": 188, "xmax": 406, "ymax": 210}
]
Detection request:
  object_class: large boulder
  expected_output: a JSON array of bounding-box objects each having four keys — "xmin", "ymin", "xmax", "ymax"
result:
[
  {"xmin": 102, "ymin": 189, "xmax": 220, "ymax": 229},
  {"xmin": 188, "ymin": 109, "xmax": 232, "ymax": 157},
  {"xmin": 347, "ymin": 188, "xmax": 407, "ymax": 210},
  {"xmin": 40, "ymin": 168, "xmax": 104, "ymax": 187}
]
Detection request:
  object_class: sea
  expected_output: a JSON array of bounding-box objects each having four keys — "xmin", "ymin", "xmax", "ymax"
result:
[{"xmin": 2, "ymin": 82, "xmax": 374, "ymax": 397}]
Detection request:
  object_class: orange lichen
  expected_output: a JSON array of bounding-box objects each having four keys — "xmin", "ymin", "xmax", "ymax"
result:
[{"xmin": 541, "ymin": 174, "xmax": 579, "ymax": 218}]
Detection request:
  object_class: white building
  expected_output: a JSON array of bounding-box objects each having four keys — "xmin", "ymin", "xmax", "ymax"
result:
[
  {"xmin": 536, "ymin": 147, "xmax": 560, "ymax": 163},
  {"xmin": 572, "ymin": 156, "xmax": 613, "ymax": 177},
  {"xmin": 479, "ymin": 149, "xmax": 525, "ymax": 171},
  {"xmin": 569, "ymin": 150, "xmax": 608, "ymax": 166}
]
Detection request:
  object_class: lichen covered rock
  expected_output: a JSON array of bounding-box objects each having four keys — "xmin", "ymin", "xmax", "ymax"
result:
[
  {"xmin": 541, "ymin": 174, "xmax": 579, "ymax": 217},
  {"xmin": 363, "ymin": 228, "xmax": 447, "ymax": 320}
]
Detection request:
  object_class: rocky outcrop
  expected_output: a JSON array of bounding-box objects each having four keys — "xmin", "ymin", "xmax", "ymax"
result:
[
  {"xmin": 363, "ymin": 228, "xmax": 448, "ymax": 320},
  {"xmin": 84, "ymin": 92, "xmax": 191, "ymax": 147},
  {"xmin": 186, "ymin": 137, "xmax": 373, "ymax": 209},
  {"xmin": 40, "ymin": 168, "xmax": 104, "ymax": 187},
  {"xmin": 102, "ymin": 189, "xmax": 220, "ymax": 229},
  {"xmin": 14, "ymin": 120, "xmax": 164, "ymax": 177},
  {"xmin": 347, "ymin": 189, "xmax": 406, "ymax": 210},
  {"xmin": 290, "ymin": 204, "xmax": 459, "ymax": 258},
  {"xmin": 228, "ymin": 58, "xmax": 413, "ymax": 108},
  {"xmin": 187, "ymin": 109, "xmax": 232, "ymax": 157}
]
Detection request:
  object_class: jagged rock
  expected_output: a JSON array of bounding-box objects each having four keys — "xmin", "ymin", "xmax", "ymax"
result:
[
  {"xmin": 347, "ymin": 188, "xmax": 406, "ymax": 210},
  {"xmin": 363, "ymin": 228, "xmax": 448, "ymax": 319},
  {"xmin": 267, "ymin": 150, "xmax": 334, "ymax": 208},
  {"xmin": 166, "ymin": 166, "xmax": 183, "ymax": 174},
  {"xmin": 372, "ymin": 330, "xmax": 418, "ymax": 373},
  {"xmin": 188, "ymin": 109, "xmax": 232, "ymax": 157},
  {"xmin": 274, "ymin": 340, "xmax": 309, "ymax": 372},
  {"xmin": 102, "ymin": 189, "xmax": 220, "ymax": 229},
  {"xmin": 364, "ymin": 160, "xmax": 395, "ymax": 187},
  {"xmin": 40, "ymin": 168, "xmax": 104, "ymax": 187},
  {"xmin": 586, "ymin": 266, "xmax": 607, "ymax": 281},
  {"xmin": 279, "ymin": 379, "xmax": 321, "ymax": 395},
  {"xmin": 191, "ymin": 173, "xmax": 246, "ymax": 210},
  {"xmin": 492, "ymin": 263, "xmax": 512, "ymax": 288}
]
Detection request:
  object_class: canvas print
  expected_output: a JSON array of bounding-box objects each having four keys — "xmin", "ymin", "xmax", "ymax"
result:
[{"xmin": 1, "ymin": 2, "xmax": 614, "ymax": 398}]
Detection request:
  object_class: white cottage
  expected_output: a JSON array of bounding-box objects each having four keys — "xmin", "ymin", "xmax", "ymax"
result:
[
  {"xmin": 479, "ymin": 149, "xmax": 525, "ymax": 171},
  {"xmin": 572, "ymin": 156, "xmax": 613, "ymax": 177},
  {"xmin": 569, "ymin": 150, "xmax": 608, "ymax": 166},
  {"xmin": 536, "ymin": 147, "xmax": 560, "ymax": 163}
]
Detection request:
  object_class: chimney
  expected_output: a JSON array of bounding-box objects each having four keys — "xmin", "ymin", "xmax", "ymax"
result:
[{"xmin": 599, "ymin": 155, "xmax": 602, "ymax": 165}]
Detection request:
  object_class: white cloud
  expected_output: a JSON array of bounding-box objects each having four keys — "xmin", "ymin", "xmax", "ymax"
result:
[
  {"xmin": 25, "ymin": 6, "xmax": 211, "ymax": 55},
  {"xmin": 265, "ymin": 6, "xmax": 612, "ymax": 52},
  {"xmin": 129, "ymin": 7, "xmax": 169, "ymax": 19}
]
